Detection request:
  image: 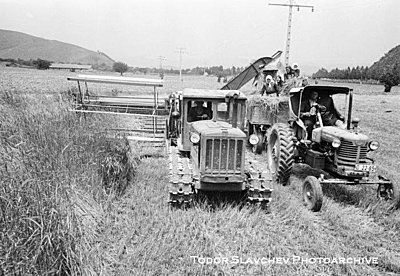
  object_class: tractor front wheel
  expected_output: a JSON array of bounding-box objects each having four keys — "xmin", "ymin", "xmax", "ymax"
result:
[{"xmin": 302, "ymin": 176, "xmax": 323, "ymax": 212}]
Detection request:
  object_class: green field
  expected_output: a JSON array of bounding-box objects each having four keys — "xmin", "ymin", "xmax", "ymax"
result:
[{"xmin": 1, "ymin": 66, "xmax": 400, "ymax": 275}]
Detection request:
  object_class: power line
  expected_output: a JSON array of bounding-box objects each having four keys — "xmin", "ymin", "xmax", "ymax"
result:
[{"xmin": 269, "ymin": 0, "xmax": 314, "ymax": 67}]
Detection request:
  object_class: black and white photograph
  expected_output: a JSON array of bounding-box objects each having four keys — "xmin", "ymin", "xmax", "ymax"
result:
[{"xmin": 1, "ymin": 0, "xmax": 400, "ymax": 275}]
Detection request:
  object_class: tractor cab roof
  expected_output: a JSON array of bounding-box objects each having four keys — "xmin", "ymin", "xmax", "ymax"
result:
[
  {"xmin": 289, "ymin": 85, "xmax": 353, "ymax": 121},
  {"xmin": 182, "ymin": 88, "xmax": 247, "ymax": 101},
  {"xmin": 290, "ymin": 85, "xmax": 352, "ymax": 96}
]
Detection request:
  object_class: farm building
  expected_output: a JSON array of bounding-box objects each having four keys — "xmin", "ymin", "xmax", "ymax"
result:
[{"xmin": 50, "ymin": 63, "xmax": 92, "ymax": 72}]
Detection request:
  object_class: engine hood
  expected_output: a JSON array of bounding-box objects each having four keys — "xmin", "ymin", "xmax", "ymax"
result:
[
  {"xmin": 321, "ymin": 126, "xmax": 369, "ymax": 145},
  {"xmin": 191, "ymin": 120, "xmax": 246, "ymax": 138}
]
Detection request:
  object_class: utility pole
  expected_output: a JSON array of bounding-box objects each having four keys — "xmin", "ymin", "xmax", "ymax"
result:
[
  {"xmin": 176, "ymin": 47, "xmax": 187, "ymax": 81},
  {"xmin": 157, "ymin": 56, "xmax": 166, "ymax": 70},
  {"xmin": 269, "ymin": 0, "xmax": 314, "ymax": 67},
  {"xmin": 157, "ymin": 56, "xmax": 166, "ymax": 79}
]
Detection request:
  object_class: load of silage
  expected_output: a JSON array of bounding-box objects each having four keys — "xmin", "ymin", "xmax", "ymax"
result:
[
  {"xmin": 248, "ymin": 95, "xmax": 288, "ymax": 111},
  {"xmin": 247, "ymin": 95, "xmax": 290, "ymax": 124},
  {"xmin": 279, "ymin": 77, "xmax": 309, "ymax": 96}
]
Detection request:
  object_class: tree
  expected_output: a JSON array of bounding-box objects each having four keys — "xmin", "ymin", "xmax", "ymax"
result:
[
  {"xmin": 379, "ymin": 63, "xmax": 400, "ymax": 92},
  {"xmin": 113, "ymin": 62, "xmax": 128, "ymax": 76},
  {"xmin": 312, "ymin": 68, "xmax": 329, "ymax": 79},
  {"xmin": 34, "ymin": 59, "xmax": 51, "ymax": 70}
]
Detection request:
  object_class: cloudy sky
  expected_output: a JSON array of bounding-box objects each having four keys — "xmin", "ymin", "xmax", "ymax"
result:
[{"xmin": 0, "ymin": 0, "xmax": 399, "ymax": 73}]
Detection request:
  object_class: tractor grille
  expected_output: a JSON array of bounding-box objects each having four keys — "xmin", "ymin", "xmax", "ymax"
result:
[
  {"xmin": 336, "ymin": 140, "xmax": 368, "ymax": 167},
  {"xmin": 205, "ymin": 138, "xmax": 243, "ymax": 174}
]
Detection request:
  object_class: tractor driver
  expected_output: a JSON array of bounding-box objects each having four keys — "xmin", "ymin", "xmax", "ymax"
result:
[
  {"xmin": 300, "ymin": 91, "xmax": 345, "ymax": 137},
  {"xmin": 188, "ymin": 100, "xmax": 212, "ymax": 122},
  {"xmin": 300, "ymin": 91, "xmax": 320, "ymax": 138},
  {"xmin": 318, "ymin": 94, "xmax": 346, "ymax": 129}
]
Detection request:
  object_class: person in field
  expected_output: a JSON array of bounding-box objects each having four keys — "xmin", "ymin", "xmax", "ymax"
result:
[
  {"xmin": 300, "ymin": 90, "xmax": 319, "ymax": 138},
  {"xmin": 318, "ymin": 94, "xmax": 346, "ymax": 128},
  {"xmin": 300, "ymin": 91, "xmax": 345, "ymax": 138},
  {"xmin": 188, "ymin": 100, "xmax": 212, "ymax": 122},
  {"xmin": 276, "ymin": 75, "xmax": 284, "ymax": 89},
  {"xmin": 260, "ymin": 74, "xmax": 279, "ymax": 96},
  {"xmin": 292, "ymin": 63, "xmax": 300, "ymax": 77}
]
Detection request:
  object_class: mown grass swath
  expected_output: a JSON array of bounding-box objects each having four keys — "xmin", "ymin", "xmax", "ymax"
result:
[{"xmin": 0, "ymin": 89, "xmax": 135, "ymax": 275}]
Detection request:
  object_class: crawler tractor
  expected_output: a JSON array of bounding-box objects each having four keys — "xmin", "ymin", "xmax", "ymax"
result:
[
  {"xmin": 266, "ymin": 85, "xmax": 399, "ymax": 211},
  {"xmin": 166, "ymin": 89, "xmax": 273, "ymax": 208}
]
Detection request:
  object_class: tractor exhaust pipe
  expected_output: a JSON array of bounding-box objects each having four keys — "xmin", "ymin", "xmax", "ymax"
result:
[{"xmin": 225, "ymin": 91, "xmax": 240, "ymax": 128}]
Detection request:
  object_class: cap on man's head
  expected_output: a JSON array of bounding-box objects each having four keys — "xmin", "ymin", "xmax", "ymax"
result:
[
  {"xmin": 266, "ymin": 75, "xmax": 273, "ymax": 81},
  {"xmin": 195, "ymin": 100, "xmax": 204, "ymax": 105}
]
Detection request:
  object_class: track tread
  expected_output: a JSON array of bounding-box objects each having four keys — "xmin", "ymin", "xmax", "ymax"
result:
[{"xmin": 168, "ymin": 146, "xmax": 194, "ymax": 208}]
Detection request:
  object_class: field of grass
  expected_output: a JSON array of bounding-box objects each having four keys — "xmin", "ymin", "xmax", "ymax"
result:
[{"xmin": 1, "ymin": 66, "xmax": 400, "ymax": 275}]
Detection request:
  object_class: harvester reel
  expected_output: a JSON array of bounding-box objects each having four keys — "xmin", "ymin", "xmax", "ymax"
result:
[{"xmin": 267, "ymin": 123, "xmax": 295, "ymax": 185}]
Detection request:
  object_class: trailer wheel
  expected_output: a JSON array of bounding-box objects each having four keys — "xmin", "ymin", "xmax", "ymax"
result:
[
  {"xmin": 252, "ymin": 130, "xmax": 264, "ymax": 154},
  {"xmin": 267, "ymin": 123, "xmax": 294, "ymax": 185},
  {"xmin": 302, "ymin": 176, "xmax": 323, "ymax": 212}
]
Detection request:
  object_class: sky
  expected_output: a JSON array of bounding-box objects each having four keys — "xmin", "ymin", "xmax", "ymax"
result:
[{"xmin": 1, "ymin": 0, "xmax": 399, "ymax": 74}]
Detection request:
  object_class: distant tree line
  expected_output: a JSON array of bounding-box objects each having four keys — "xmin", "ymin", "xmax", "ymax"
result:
[
  {"xmin": 1, "ymin": 58, "xmax": 51, "ymax": 69},
  {"xmin": 127, "ymin": 65, "xmax": 246, "ymax": 77},
  {"xmin": 1, "ymin": 57, "xmax": 246, "ymax": 78},
  {"xmin": 312, "ymin": 66, "xmax": 371, "ymax": 80},
  {"xmin": 312, "ymin": 64, "xmax": 400, "ymax": 92},
  {"xmin": 312, "ymin": 45, "xmax": 400, "ymax": 92}
]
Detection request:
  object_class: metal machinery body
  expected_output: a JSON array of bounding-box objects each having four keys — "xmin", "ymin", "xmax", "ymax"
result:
[
  {"xmin": 167, "ymin": 88, "xmax": 273, "ymax": 208},
  {"xmin": 267, "ymin": 85, "xmax": 397, "ymax": 211}
]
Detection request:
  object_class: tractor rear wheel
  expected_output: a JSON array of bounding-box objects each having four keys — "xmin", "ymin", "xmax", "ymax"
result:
[
  {"xmin": 267, "ymin": 123, "xmax": 294, "ymax": 185},
  {"xmin": 302, "ymin": 176, "xmax": 323, "ymax": 212},
  {"xmin": 252, "ymin": 130, "xmax": 264, "ymax": 154}
]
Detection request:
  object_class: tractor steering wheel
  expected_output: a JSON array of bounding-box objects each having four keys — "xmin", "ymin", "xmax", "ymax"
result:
[
  {"xmin": 196, "ymin": 114, "xmax": 209, "ymax": 120},
  {"xmin": 312, "ymin": 103, "xmax": 327, "ymax": 115}
]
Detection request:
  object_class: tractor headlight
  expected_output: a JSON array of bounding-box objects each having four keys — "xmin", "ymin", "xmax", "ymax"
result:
[
  {"xmin": 190, "ymin": 132, "xmax": 200, "ymax": 144},
  {"xmin": 249, "ymin": 134, "xmax": 259, "ymax": 145},
  {"xmin": 368, "ymin": 141, "xmax": 380, "ymax": 151},
  {"xmin": 332, "ymin": 139, "xmax": 341, "ymax": 148}
]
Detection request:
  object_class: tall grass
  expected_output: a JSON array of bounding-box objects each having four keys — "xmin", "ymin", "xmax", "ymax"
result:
[{"xmin": 0, "ymin": 89, "xmax": 135, "ymax": 275}]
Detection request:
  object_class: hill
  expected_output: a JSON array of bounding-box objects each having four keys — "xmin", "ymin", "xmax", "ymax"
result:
[
  {"xmin": 0, "ymin": 29, "xmax": 114, "ymax": 66},
  {"xmin": 369, "ymin": 45, "xmax": 400, "ymax": 91},
  {"xmin": 369, "ymin": 44, "xmax": 400, "ymax": 76}
]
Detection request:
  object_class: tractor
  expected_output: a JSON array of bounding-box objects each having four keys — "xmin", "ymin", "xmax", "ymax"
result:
[
  {"xmin": 266, "ymin": 85, "xmax": 399, "ymax": 211},
  {"xmin": 166, "ymin": 88, "xmax": 273, "ymax": 208}
]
